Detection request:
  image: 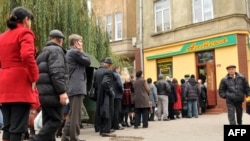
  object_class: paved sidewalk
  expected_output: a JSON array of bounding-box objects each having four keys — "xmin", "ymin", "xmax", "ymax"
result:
[
  {"xmin": 1, "ymin": 113, "xmax": 249, "ymax": 141},
  {"xmin": 59, "ymin": 112, "xmax": 250, "ymax": 141}
]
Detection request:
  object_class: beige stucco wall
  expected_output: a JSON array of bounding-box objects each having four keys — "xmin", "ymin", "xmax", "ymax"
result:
[
  {"xmin": 141, "ymin": 0, "xmax": 249, "ymax": 50},
  {"xmin": 215, "ymin": 45, "xmax": 238, "ymax": 88},
  {"xmin": 144, "ymin": 59, "xmax": 157, "ymax": 82},
  {"xmin": 172, "ymin": 53, "xmax": 196, "ymax": 81},
  {"xmin": 92, "ymin": 0, "xmax": 136, "ymax": 59}
]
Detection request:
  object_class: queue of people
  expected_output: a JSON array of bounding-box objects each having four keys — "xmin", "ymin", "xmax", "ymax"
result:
[{"xmin": 1, "ymin": 6, "xmax": 250, "ymax": 141}]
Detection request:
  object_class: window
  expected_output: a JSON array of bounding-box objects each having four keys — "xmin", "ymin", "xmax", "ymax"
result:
[
  {"xmin": 154, "ymin": 0, "xmax": 171, "ymax": 33},
  {"xmin": 157, "ymin": 58, "xmax": 173, "ymax": 78},
  {"xmin": 106, "ymin": 15, "xmax": 112, "ymax": 41},
  {"xmin": 115, "ymin": 12, "xmax": 122, "ymax": 40},
  {"xmin": 87, "ymin": 0, "xmax": 92, "ymax": 17},
  {"xmin": 247, "ymin": 0, "xmax": 250, "ymax": 18},
  {"xmin": 197, "ymin": 51, "xmax": 213, "ymax": 64},
  {"xmin": 97, "ymin": 17, "xmax": 102, "ymax": 27},
  {"xmin": 192, "ymin": 0, "xmax": 213, "ymax": 23}
]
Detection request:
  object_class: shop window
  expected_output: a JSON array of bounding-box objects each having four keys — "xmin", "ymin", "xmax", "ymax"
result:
[
  {"xmin": 157, "ymin": 58, "xmax": 173, "ymax": 79},
  {"xmin": 197, "ymin": 51, "xmax": 213, "ymax": 64}
]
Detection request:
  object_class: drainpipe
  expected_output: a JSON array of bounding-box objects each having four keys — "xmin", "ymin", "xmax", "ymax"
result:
[{"xmin": 139, "ymin": 0, "xmax": 143, "ymax": 71}]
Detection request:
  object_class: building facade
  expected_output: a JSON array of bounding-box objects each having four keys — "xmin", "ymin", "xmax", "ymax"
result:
[
  {"xmin": 92, "ymin": 0, "xmax": 136, "ymax": 71},
  {"xmin": 139, "ymin": 0, "xmax": 250, "ymax": 112}
]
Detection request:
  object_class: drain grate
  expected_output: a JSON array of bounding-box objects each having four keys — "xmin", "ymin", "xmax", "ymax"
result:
[{"xmin": 109, "ymin": 136, "xmax": 144, "ymax": 141}]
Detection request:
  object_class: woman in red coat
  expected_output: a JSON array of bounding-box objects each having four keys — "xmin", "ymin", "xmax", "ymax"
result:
[
  {"xmin": 172, "ymin": 78, "xmax": 182, "ymax": 118},
  {"xmin": 0, "ymin": 6, "xmax": 39, "ymax": 141}
]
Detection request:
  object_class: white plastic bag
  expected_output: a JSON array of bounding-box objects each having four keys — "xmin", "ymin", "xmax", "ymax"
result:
[{"xmin": 34, "ymin": 111, "xmax": 42, "ymax": 131}]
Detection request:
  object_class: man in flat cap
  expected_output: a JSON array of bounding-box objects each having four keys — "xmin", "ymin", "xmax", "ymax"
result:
[
  {"xmin": 219, "ymin": 65, "xmax": 250, "ymax": 125},
  {"xmin": 31, "ymin": 29, "xmax": 68, "ymax": 141},
  {"xmin": 93, "ymin": 57, "xmax": 116, "ymax": 137},
  {"xmin": 226, "ymin": 65, "xmax": 236, "ymax": 70}
]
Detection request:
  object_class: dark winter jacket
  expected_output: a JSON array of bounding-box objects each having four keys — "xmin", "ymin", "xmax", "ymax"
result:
[
  {"xmin": 94, "ymin": 66, "xmax": 114, "ymax": 119},
  {"xmin": 66, "ymin": 46, "xmax": 91, "ymax": 96},
  {"xmin": 36, "ymin": 41, "xmax": 69, "ymax": 106},
  {"xmin": 155, "ymin": 74, "xmax": 171, "ymax": 96},
  {"xmin": 113, "ymin": 71, "xmax": 123, "ymax": 99},
  {"xmin": 184, "ymin": 78, "xmax": 200, "ymax": 100},
  {"xmin": 167, "ymin": 80, "xmax": 177, "ymax": 103},
  {"xmin": 219, "ymin": 72, "xmax": 250, "ymax": 103}
]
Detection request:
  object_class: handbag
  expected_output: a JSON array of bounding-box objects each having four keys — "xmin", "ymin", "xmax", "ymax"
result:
[
  {"xmin": 87, "ymin": 72, "xmax": 97, "ymax": 101},
  {"xmin": 88, "ymin": 84, "xmax": 97, "ymax": 101}
]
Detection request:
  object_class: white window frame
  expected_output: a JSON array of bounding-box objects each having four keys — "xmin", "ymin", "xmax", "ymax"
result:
[
  {"xmin": 154, "ymin": 0, "xmax": 171, "ymax": 33},
  {"xmin": 106, "ymin": 14, "xmax": 112, "ymax": 41},
  {"xmin": 115, "ymin": 12, "xmax": 122, "ymax": 40},
  {"xmin": 192, "ymin": 0, "xmax": 214, "ymax": 23},
  {"xmin": 87, "ymin": 0, "xmax": 92, "ymax": 17},
  {"xmin": 247, "ymin": 0, "xmax": 250, "ymax": 18},
  {"xmin": 97, "ymin": 17, "xmax": 102, "ymax": 27}
]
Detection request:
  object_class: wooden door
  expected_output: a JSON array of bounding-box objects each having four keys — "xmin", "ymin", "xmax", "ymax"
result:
[{"xmin": 206, "ymin": 61, "xmax": 217, "ymax": 106}]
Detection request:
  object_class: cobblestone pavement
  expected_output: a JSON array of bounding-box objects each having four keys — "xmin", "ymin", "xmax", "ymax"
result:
[{"xmin": 1, "ymin": 113, "xmax": 249, "ymax": 141}]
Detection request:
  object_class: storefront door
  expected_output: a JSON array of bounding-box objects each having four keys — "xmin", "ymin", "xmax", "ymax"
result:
[
  {"xmin": 206, "ymin": 61, "xmax": 217, "ymax": 106},
  {"xmin": 196, "ymin": 51, "xmax": 216, "ymax": 107}
]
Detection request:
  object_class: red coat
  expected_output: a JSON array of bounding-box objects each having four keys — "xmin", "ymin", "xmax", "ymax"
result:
[
  {"xmin": 0, "ymin": 24, "xmax": 39, "ymax": 104},
  {"xmin": 173, "ymin": 84, "xmax": 182, "ymax": 110}
]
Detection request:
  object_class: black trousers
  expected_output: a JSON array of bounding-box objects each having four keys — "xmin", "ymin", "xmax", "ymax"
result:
[
  {"xmin": 149, "ymin": 106, "xmax": 155, "ymax": 121},
  {"xmin": 226, "ymin": 99, "xmax": 243, "ymax": 125},
  {"xmin": 168, "ymin": 102, "xmax": 175, "ymax": 119},
  {"xmin": 134, "ymin": 108, "xmax": 149, "ymax": 128},
  {"xmin": 2, "ymin": 103, "xmax": 30, "ymax": 141},
  {"xmin": 100, "ymin": 96, "xmax": 114, "ymax": 133},
  {"xmin": 31, "ymin": 105, "xmax": 63, "ymax": 141},
  {"xmin": 112, "ymin": 98, "xmax": 122, "ymax": 129}
]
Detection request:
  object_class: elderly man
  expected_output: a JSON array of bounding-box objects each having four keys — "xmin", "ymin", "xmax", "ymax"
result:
[
  {"xmin": 94, "ymin": 57, "xmax": 116, "ymax": 137},
  {"xmin": 219, "ymin": 65, "xmax": 250, "ymax": 125},
  {"xmin": 31, "ymin": 29, "xmax": 68, "ymax": 141}
]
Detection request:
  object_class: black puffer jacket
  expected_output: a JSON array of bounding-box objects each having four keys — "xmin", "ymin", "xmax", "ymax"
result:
[
  {"xmin": 36, "ymin": 41, "xmax": 69, "ymax": 106},
  {"xmin": 155, "ymin": 74, "xmax": 171, "ymax": 96},
  {"xmin": 184, "ymin": 78, "xmax": 200, "ymax": 100},
  {"xmin": 219, "ymin": 72, "xmax": 250, "ymax": 103}
]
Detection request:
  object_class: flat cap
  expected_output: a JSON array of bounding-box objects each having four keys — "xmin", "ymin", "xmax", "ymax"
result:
[
  {"xmin": 49, "ymin": 29, "xmax": 65, "ymax": 39},
  {"xmin": 104, "ymin": 57, "xmax": 113, "ymax": 64},
  {"xmin": 226, "ymin": 65, "xmax": 236, "ymax": 70}
]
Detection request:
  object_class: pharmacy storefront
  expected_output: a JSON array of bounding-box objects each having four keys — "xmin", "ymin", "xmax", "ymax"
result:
[{"xmin": 144, "ymin": 33, "xmax": 250, "ymax": 110}]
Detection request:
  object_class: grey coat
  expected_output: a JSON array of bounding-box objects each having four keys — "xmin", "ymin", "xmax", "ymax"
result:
[
  {"xmin": 66, "ymin": 46, "xmax": 91, "ymax": 96},
  {"xmin": 149, "ymin": 83, "xmax": 158, "ymax": 107}
]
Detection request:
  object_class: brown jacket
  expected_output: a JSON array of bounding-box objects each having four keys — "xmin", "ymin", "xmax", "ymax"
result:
[{"xmin": 133, "ymin": 77, "xmax": 150, "ymax": 108}]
